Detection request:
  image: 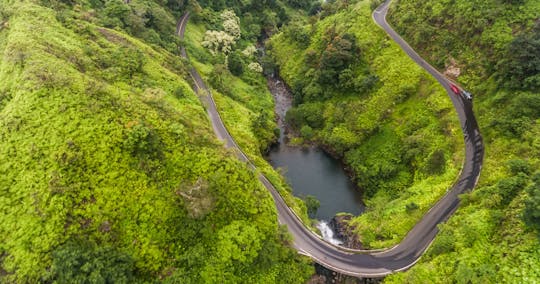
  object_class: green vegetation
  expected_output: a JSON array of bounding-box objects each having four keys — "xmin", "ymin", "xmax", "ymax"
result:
[
  {"xmin": 304, "ymin": 195, "xmax": 321, "ymax": 218},
  {"xmin": 4, "ymin": 0, "xmax": 537, "ymax": 281},
  {"xmin": 383, "ymin": 0, "xmax": 540, "ymax": 282},
  {"xmin": 194, "ymin": 0, "xmax": 316, "ymax": 41},
  {"xmin": 524, "ymin": 172, "xmax": 540, "ymax": 234},
  {"xmin": 269, "ymin": 0, "xmax": 463, "ymax": 248},
  {"xmin": 499, "ymin": 23, "xmax": 540, "ymax": 91},
  {"xmin": 0, "ymin": 0, "xmax": 314, "ymax": 282},
  {"xmin": 182, "ymin": 2, "xmax": 324, "ymax": 227}
]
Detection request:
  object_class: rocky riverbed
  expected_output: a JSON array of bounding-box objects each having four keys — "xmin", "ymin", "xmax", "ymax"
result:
[{"xmin": 329, "ymin": 214, "xmax": 364, "ymax": 249}]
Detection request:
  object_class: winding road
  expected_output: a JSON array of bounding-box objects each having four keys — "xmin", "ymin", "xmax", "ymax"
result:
[{"xmin": 176, "ymin": 0, "xmax": 484, "ymax": 277}]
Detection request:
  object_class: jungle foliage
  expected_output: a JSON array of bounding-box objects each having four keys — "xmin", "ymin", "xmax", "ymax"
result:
[
  {"xmin": 271, "ymin": 0, "xmax": 540, "ymax": 281},
  {"xmin": 384, "ymin": 0, "xmax": 540, "ymax": 282},
  {"xmin": 3, "ymin": 0, "xmax": 538, "ymax": 281},
  {"xmin": 269, "ymin": 0, "xmax": 463, "ymax": 248},
  {"xmin": 180, "ymin": 1, "xmax": 320, "ymax": 228},
  {"xmin": 0, "ymin": 0, "xmax": 314, "ymax": 282}
]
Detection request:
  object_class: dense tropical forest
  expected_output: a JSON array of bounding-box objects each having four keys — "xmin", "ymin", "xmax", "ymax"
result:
[
  {"xmin": 384, "ymin": 0, "xmax": 540, "ymax": 282},
  {"xmin": 0, "ymin": 0, "xmax": 538, "ymax": 283},
  {"xmin": 0, "ymin": 0, "xmax": 315, "ymax": 282},
  {"xmin": 268, "ymin": 0, "xmax": 464, "ymax": 249}
]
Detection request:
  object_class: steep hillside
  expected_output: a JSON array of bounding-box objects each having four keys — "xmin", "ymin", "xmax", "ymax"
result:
[
  {"xmin": 180, "ymin": 2, "xmax": 322, "ymax": 225},
  {"xmin": 384, "ymin": 0, "xmax": 540, "ymax": 282},
  {"xmin": 0, "ymin": 1, "xmax": 312, "ymax": 282},
  {"xmin": 268, "ymin": 0, "xmax": 464, "ymax": 248}
]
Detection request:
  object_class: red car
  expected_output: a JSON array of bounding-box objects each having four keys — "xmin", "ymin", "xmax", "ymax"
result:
[{"xmin": 450, "ymin": 83, "xmax": 460, "ymax": 94}]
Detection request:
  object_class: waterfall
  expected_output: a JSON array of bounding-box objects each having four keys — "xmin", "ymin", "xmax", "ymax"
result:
[{"xmin": 316, "ymin": 220, "xmax": 343, "ymax": 246}]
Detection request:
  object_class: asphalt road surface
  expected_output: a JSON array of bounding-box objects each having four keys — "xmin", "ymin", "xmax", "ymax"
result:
[{"xmin": 176, "ymin": 0, "xmax": 484, "ymax": 276}]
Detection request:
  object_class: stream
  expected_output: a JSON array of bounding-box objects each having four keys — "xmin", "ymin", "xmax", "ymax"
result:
[{"xmin": 265, "ymin": 76, "xmax": 365, "ymax": 226}]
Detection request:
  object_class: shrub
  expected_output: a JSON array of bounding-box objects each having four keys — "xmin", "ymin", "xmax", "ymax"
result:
[
  {"xmin": 523, "ymin": 172, "xmax": 540, "ymax": 236},
  {"xmin": 304, "ymin": 195, "xmax": 320, "ymax": 218},
  {"xmin": 242, "ymin": 45, "xmax": 257, "ymax": 58},
  {"xmin": 220, "ymin": 10, "xmax": 241, "ymax": 39},
  {"xmin": 228, "ymin": 51, "xmax": 244, "ymax": 76},
  {"xmin": 50, "ymin": 242, "xmax": 135, "ymax": 283},
  {"xmin": 406, "ymin": 202, "xmax": 420, "ymax": 213},
  {"xmin": 506, "ymin": 159, "xmax": 531, "ymax": 175},
  {"xmin": 425, "ymin": 149, "xmax": 446, "ymax": 174},
  {"xmin": 300, "ymin": 125, "xmax": 314, "ymax": 140},
  {"xmin": 498, "ymin": 23, "xmax": 540, "ymax": 91},
  {"xmin": 496, "ymin": 173, "xmax": 528, "ymax": 206},
  {"xmin": 283, "ymin": 21, "xmax": 311, "ymax": 47},
  {"xmin": 247, "ymin": 62, "xmax": 263, "ymax": 73},
  {"xmin": 174, "ymin": 86, "xmax": 185, "ymax": 98},
  {"xmin": 202, "ymin": 30, "xmax": 235, "ymax": 55},
  {"xmin": 318, "ymin": 32, "xmax": 359, "ymax": 86}
]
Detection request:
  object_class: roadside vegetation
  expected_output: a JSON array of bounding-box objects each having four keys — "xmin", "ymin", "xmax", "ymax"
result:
[
  {"xmin": 2, "ymin": 0, "xmax": 537, "ymax": 282},
  {"xmin": 383, "ymin": 0, "xmax": 540, "ymax": 282},
  {"xmin": 0, "ymin": 0, "xmax": 314, "ymax": 282},
  {"xmin": 268, "ymin": 0, "xmax": 464, "ymax": 248},
  {"xmin": 182, "ymin": 0, "xmax": 328, "ymax": 227}
]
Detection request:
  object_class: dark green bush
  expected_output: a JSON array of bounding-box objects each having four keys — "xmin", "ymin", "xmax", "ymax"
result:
[
  {"xmin": 304, "ymin": 195, "xmax": 321, "ymax": 218},
  {"xmin": 426, "ymin": 149, "xmax": 446, "ymax": 174},
  {"xmin": 406, "ymin": 202, "xmax": 420, "ymax": 213},
  {"xmin": 498, "ymin": 23, "xmax": 540, "ymax": 91},
  {"xmin": 523, "ymin": 172, "xmax": 540, "ymax": 236},
  {"xmin": 496, "ymin": 173, "xmax": 528, "ymax": 206},
  {"xmin": 228, "ymin": 51, "xmax": 245, "ymax": 76},
  {"xmin": 50, "ymin": 241, "xmax": 136, "ymax": 283}
]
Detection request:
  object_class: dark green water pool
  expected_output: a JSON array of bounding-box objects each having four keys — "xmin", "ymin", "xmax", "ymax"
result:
[{"xmin": 266, "ymin": 77, "xmax": 364, "ymax": 221}]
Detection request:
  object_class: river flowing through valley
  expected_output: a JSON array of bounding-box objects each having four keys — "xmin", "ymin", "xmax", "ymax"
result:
[{"xmin": 265, "ymin": 76, "xmax": 365, "ymax": 227}]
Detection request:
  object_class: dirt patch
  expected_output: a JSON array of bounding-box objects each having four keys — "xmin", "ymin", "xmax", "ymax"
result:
[
  {"xmin": 98, "ymin": 28, "xmax": 130, "ymax": 45},
  {"xmin": 443, "ymin": 57, "xmax": 461, "ymax": 79}
]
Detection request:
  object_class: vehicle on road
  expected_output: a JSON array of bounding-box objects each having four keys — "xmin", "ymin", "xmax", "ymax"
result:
[
  {"xmin": 450, "ymin": 83, "xmax": 460, "ymax": 94},
  {"xmin": 461, "ymin": 90, "xmax": 473, "ymax": 100},
  {"xmin": 176, "ymin": 1, "xmax": 485, "ymax": 276}
]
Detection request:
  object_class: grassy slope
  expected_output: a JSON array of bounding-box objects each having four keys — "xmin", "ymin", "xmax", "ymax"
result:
[
  {"xmin": 384, "ymin": 0, "xmax": 540, "ymax": 282},
  {"xmin": 269, "ymin": 0, "xmax": 464, "ymax": 248},
  {"xmin": 183, "ymin": 20, "xmax": 313, "ymax": 225},
  {"xmin": 0, "ymin": 1, "xmax": 312, "ymax": 282}
]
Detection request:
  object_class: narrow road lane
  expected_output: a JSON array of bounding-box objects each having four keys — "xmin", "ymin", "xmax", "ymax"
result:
[{"xmin": 176, "ymin": 0, "xmax": 484, "ymax": 276}]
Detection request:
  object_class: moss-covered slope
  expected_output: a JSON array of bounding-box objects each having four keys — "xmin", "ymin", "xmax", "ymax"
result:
[
  {"xmin": 0, "ymin": 1, "xmax": 312, "ymax": 282},
  {"xmin": 385, "ymin": 0, "xmax": 540, "ymax": 282},
  {"xmin": 269, "ymin": 0, "xmax": 463, "ymax": 248}
]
